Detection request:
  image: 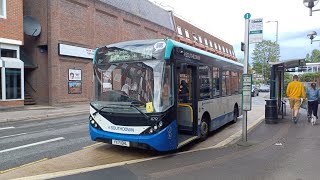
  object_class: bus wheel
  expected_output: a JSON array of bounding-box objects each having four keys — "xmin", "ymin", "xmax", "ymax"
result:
[
  {"xmin": 232, "ymin": 107, "xmax": 238, "ymax": 123},
  {"xmin": 200, "ymin": 117, "xmax": 209, "ymax": 141}
]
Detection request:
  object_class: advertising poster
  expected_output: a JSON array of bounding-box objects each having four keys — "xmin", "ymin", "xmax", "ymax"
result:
[
  {"xmin": 69, "ymin": 69, "xmax": 82, "ymax": 81},
  {"xmin": 68, "ymin": 81, "xmax": 82, "ymax": 94}
]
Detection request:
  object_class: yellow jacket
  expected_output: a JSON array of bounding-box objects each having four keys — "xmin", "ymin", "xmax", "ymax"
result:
[{"xmin": 286, "ymin": 81, "xmax": 306, "ymax": 99}]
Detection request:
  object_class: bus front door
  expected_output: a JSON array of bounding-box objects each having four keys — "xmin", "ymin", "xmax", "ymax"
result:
[{"xmin": 176, "ymin": 64, "xmax": 198, "ymax": 148}]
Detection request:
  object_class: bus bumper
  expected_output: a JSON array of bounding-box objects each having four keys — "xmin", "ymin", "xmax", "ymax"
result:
[{"xmin": 89, "ymin": 121, "xmax": 177, "ymax": 152}]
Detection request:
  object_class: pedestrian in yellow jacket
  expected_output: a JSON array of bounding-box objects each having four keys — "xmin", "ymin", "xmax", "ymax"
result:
[{"xmin": 286, "ymin": 75, "xmax": 306, "ymax": 124}]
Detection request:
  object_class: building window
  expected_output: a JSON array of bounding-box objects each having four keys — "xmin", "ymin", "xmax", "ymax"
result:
[
  {"xmin": 5, "ymin": 68, "xmax": 21, "ymax": 99},
  {"xmin": 185, "ymin": 30, "xmax": 190, "ymax": 39},
  {"xmin": 214, "ymin": 42, "xmax": 217, "ymax": 49},
  {"xmin": 209, "ymin": 40, "xmax": 213, "ymax": 47},
  {"xmin": 222, "ymin": 46, "xmax": 225, "ymax": 53},
  {"xmin": 177, "ymin": 26, "xmax": 183, "ymax": 36},
  {"xmin": 0, "ymin": 0, "xmax": 6, "ymax": 19},
  {"xmin": 218, "ymin": 44, "xmax": 221, "ymax": 51},
  {"xmin": 204, "ymin": 38, "xmax": 208, "ymax": 46},
  {"xmin": 198, "ymin": 36, "xmax": 202, "ymax": 43},
  {"xmin": 192, "ymin": 33, "xmax": 198, "ymax": 42},
  {"xmin": 1, "ymin": 49, "xmax": 17, "ymax": 58}
]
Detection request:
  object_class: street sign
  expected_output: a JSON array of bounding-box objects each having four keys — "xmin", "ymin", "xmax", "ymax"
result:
[
  {"xmin": 242, "ymin": 74, "xmax": 252, "ymax": 111},
  {"xmin": 244, "ymin": 13, "xmax": 251, "ymax": 19},
  {"xmin": 249, "ymin": 18, "xmax": 263, "ymax": 44}
]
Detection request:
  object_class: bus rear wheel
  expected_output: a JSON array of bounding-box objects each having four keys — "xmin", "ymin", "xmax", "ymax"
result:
[{"xmin": 200, "ymin": 117, "xmax": 209, "ymax": 141}]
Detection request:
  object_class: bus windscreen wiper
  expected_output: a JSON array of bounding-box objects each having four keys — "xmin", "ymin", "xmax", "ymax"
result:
[{"xmin": 92, "ymin": 103, "xmax": 150, "ymax": 119}]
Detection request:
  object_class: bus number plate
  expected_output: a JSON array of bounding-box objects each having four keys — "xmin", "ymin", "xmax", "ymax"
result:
[{"xmin": 112, "ymin": 139, "xmax": 130, "ymax": 147}]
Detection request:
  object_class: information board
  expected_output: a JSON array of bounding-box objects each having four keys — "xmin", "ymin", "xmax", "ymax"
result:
[{"xmin": 242, "ymin": 74, "xmax": 252, "ymax": 111}]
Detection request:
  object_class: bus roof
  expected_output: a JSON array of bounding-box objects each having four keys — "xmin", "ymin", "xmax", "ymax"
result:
[{"xmin": 165, "ymin": 39, "xmax": 243, "ymax": 68}]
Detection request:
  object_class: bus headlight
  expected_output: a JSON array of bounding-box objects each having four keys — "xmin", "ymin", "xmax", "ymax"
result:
[
  {"xmin": 153, "ymin": 125, "xmax": 158, "ymax": 130},
  {"xmin": 90, "ymin": 120, "xmax": 95, "ymax": 125},
  {"xmin": 158, "ymin": 121, "xmax": 163, "ymax": 127},
  {"xmin": 149, "ymin": 129, "xmax": 154, "ymax": 134}
]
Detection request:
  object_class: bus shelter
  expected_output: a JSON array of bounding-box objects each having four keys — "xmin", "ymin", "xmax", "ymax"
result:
[{"xmin": 265, "ymin": 58, "xmax": 306, "ymax": 123}]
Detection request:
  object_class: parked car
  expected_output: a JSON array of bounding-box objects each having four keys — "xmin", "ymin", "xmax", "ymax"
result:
[
  {"xmin": 259, "ymin": 85, "xmax": 270, "ymax": 92},
  {"xmin": 252, "ymin": 85, "xmax": 259, "ymax": 97}
]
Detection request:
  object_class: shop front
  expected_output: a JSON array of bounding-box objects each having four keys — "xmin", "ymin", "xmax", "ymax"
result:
[{"xmin": 0, "ymin": 56, "xmax": 24, "ymax": 107}]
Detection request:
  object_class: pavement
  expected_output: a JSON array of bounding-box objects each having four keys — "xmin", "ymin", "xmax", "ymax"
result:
[{"xmin": 0, "ymin": 103, "xmax": 89, "ymax": 123}]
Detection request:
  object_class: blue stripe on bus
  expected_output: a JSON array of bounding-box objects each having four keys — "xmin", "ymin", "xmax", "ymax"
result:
[
  {"xmin": 89, "ymin": 121, "xmax": 178, "ymax": 151},
  {"xmin": 210, "ymin": 112, "xmax": 234, "ymax": 132}
]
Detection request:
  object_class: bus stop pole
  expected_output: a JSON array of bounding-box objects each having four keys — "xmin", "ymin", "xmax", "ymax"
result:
[{"xmin": 242, "ymin": 17, "xmax": 250, "ymax": 142}]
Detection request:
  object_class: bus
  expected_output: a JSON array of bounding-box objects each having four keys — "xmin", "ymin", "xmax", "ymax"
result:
[{"xmin": 89, "ymin": 39, "xmax": 243, "ymax": 151}]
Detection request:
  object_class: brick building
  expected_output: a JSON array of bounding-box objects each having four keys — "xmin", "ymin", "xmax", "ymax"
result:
[
  {"xmin": 173, "ymin": 15, "xmax": 237, "ymax": 61},
  {"xmin": 23, "ymin": 0, "xmax": 175, "ymax": 105},
  {"xmin": 0, "ymin": 0, "xmax": 25, "ymax": 107}
]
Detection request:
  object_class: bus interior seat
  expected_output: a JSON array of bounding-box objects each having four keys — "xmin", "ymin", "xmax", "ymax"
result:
[{"xmin": 177, "ymin": 104, "xmax": 193, "ymax": 133}]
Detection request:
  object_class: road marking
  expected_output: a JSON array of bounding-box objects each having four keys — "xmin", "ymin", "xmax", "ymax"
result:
[
  {"xmin": 83, "ymin": 142, "xmax": 103, "ymax": 149},
  {"xmin": 0, "ymin": 133, "xmax": 27, "ymax": 139},
  {"xmin": 0, "ymin": 158, "xmax": 48, "ymax": 174},
  {"xmin": 0, "ymin": 137, "xmax": 65, "ymax": 154},
  {"xmin": 0, "ymin": 127, "xmax": 15, "ymax": 130}
]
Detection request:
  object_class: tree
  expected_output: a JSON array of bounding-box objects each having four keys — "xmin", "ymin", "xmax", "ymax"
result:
[
  {"xmin": 305, "ymin": 49, "xmax": 320, "ymax": 63},
  {"xmin": 252, "ymin": 40, "xmax": 280, "ymax": 83}
]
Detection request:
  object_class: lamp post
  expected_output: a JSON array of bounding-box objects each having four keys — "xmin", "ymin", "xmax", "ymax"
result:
[
  {"xmin": 266, "ymin": 21, "xmax": 278, "ymax": 43},
  {"xmin": 307, "ymin": 31, "xmax": 320, "ymax": 44},
  {"xmin": 303, "ymin": 0, "xmax": 320, "ymax": 16}
]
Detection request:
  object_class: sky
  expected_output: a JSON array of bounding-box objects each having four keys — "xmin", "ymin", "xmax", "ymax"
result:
[{"xmin": 150, "ymin": 0, "xmax": 320, "ymax": 63}]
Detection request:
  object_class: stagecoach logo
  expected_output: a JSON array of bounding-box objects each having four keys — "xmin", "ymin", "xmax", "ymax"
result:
[
  {"xmin": 154, "ymin": 41, "xmax": 166, "ymax": 52},
  {"xmin": 184, "ymin": 52, "xmax": 201, "ymax": 60},
  {"xmin": 108, "ymin": 126, "xmax": 134, "ymax": 132}
]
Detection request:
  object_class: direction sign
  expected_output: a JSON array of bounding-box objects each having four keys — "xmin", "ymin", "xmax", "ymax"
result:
[
  {"xmin": 242, "ymin": 74, "xmax": 252, "ymax": 111},
  {"xmin": 249, "ymin": 18, "xmax": 263, "ymax": 44}
]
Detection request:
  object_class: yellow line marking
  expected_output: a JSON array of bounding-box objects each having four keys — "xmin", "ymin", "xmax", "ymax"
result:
[
  {"xmin": 0, "ymin": 158, "xmax": 48, "ymax": 174},
  {"xmin": 177, "ymin": 136, "xmax": 198, "ymax": 149},
  {"xmin": 83, "ymin": 142, "xmax": 103, "ymax": 149}
]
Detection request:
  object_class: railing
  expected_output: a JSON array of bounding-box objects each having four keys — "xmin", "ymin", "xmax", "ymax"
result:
[{"xmin": 25, "ymin": 80, "xmax": 37, "ymax": 93}]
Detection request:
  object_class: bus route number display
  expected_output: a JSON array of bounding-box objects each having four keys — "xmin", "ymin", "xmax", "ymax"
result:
[{"xmin": 242, "ymin": 74, "xmax": 252, "ymax": 111}]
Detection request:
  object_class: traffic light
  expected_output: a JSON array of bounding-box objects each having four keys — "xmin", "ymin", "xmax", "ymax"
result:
[{"xmin": 241, "ymin": 42, "xmax": 245, "ymax": 52}]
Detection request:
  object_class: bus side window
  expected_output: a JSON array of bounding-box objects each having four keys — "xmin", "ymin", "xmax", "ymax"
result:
[{"xmin": 212, "ymin": 67, "xmax": 220, "ymax": 97}]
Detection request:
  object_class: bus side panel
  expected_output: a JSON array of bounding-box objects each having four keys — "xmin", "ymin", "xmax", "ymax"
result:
[
  {"xmin": 89, "ymin": 120, "xmax": 177, "ymax": 152},
  {"xmin": 198, "ymin": 94, "xmax": 241, "ymax": 132}
]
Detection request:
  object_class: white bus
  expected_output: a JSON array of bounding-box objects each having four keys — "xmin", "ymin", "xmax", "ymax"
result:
[{"xmin": 89, "ymin": 39, "xmax": 243, "ymax": 151}]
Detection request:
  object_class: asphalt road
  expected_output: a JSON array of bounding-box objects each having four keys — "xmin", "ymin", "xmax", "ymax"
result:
[{"xmin": 0, "ymin": 115, "xmax": 93, "ymax": 172}]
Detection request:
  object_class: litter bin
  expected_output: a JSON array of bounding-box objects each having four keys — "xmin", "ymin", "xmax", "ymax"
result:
[{"xmin": 265, "ymin": 99, "xmax": 278, "ymax": 124}]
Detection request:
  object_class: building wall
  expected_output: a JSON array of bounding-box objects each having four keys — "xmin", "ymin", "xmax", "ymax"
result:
[
  {"xmin": 173, "ymin": 16, "xmax": 237, "ymax": 61},
  {"xmin": 0, "ymin": 0, "xmax": 23, "ymax": 44},
  {"xmin": 24, "ymin": 0, "xmax": 175, "ymax": 105}
]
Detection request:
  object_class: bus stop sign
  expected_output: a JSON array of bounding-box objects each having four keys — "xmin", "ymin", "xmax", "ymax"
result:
[{"xmin": 242, "ymin": 74, "xmax": 252, "ymax": 111}]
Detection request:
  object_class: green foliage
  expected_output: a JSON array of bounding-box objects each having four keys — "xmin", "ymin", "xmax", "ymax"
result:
[
  {"xmin": 252, "ymin": 40, "xmax": 280, "ymax": 82},
  {"xmin": 299, "ymin": 72, "xmax": 320, "ymax": 82},
  {"xmin": 305, "ymin": 49, "xmax": 320, "ymax": 63}
]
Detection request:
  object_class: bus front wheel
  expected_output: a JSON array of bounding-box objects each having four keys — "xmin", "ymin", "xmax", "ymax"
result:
[{"xmin": 200, "ymin": 117, "xmax": 209, "ymax": 141}]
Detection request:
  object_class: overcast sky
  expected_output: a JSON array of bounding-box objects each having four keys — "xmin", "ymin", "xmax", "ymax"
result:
[{"xmin": 151, "ymin": 0, "xmax": 320, "ymax": 62}]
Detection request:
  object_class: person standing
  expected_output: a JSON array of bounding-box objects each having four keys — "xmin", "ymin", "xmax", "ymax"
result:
[
  {"xmin": 306, "ymin": 83, "xmax": 319, "ymax": 122},
  {"xmin": 286, "ymin": 75, "xmax": 306, "ymax": 124}
]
